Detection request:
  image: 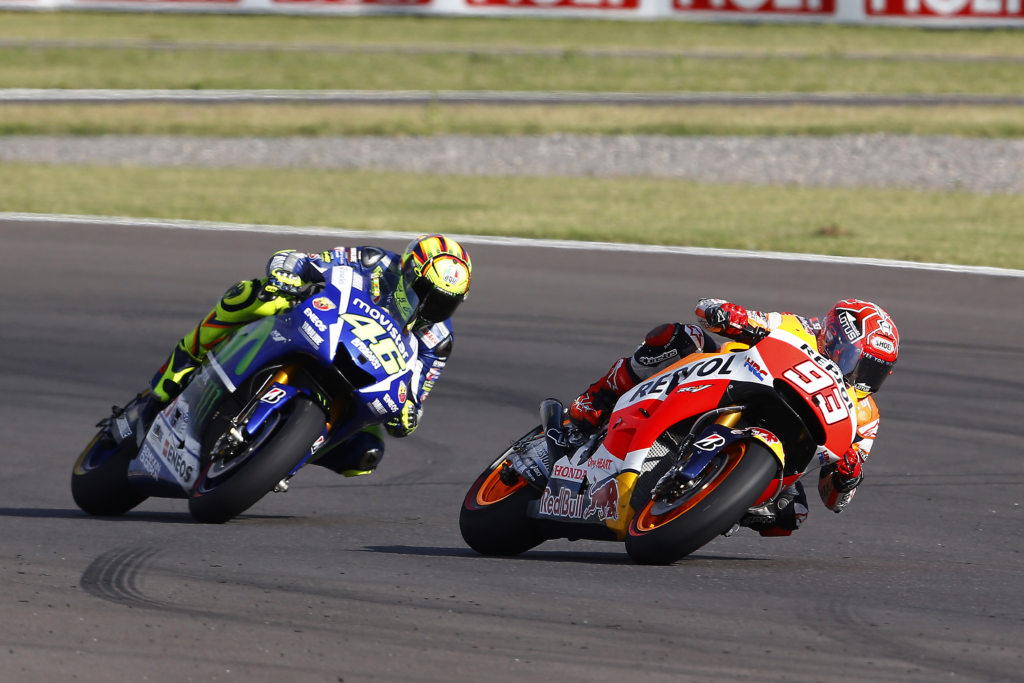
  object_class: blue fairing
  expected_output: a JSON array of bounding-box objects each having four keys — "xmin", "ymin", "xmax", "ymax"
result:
[{"xmin": 128, "ymin": 264, "xmax": 417, "ymax": 498}]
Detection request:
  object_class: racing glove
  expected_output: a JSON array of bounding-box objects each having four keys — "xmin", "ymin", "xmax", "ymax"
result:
[
  {"xmin": 832, "ymin": 447, "xmax": 863, "ymax": 493},
  {"xmin": 266, "ymin": 250, "xmax": 309, "ymax": 298},
  {"xmin": 697, "ymin": 301, "xmax": 749, "ymax": 337},
  {"xmin": 385, "ymin": 400, "xmax": 419, "ymax": 438}
]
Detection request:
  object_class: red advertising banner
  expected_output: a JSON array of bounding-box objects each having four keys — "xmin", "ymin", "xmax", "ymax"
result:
[
  {"xmin": 74, "ymin": 0, "xmax": 240, "ymax": 4},
  {"xmin": 673, "ymin": 0, "xmax": 834, "ymax": 13},
  {"xmin": 274, "ymin": 0, "xmax": 430, "ymax": 4},
  {"xmin": 866, "ymin": 0, "xmax": 1022, "ymax": 16},
  {"xmin": 467, "ymin": 0, "xmax": 639, "ymax": 10}
]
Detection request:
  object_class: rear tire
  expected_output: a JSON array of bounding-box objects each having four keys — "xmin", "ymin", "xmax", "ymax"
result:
[
  {"xmin": 625, "ymin": 441, "xmax": 778, "ymax": 565},
  {"xmin": 188, "ymin": 395, "xmax": 326, "ymax": 524},
  {"xmin": 460, "ymin": 431, "xmax": 545, "ymax": 556},
  {"xmin": 71, "ymin": 432, "xmax": 148, "ymax": 516}
]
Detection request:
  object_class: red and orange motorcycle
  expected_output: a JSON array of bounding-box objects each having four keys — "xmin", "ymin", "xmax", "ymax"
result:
[{"xmin": 460, "ymin": 315, "xmax": 858, "ymax": 565}]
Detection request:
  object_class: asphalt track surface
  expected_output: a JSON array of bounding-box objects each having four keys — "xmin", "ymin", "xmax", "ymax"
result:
[
  {"xmin": 2, "ymin": 218, "xmax": 1023, "ymax": 683},
  {"xmin": 6, "ymin": 89, "xmax": 1024, "ymax": 106}
]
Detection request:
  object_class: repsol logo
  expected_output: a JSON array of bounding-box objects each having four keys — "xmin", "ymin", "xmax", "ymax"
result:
[{"xmin": 628, "ymin": 355, "xmax": 737, "ymax": 402}]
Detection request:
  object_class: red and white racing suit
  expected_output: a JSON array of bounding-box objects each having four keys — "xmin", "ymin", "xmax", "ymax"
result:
[{"xmin": 569, "ymin": 299, "xmax": 881, "ymax": 536}]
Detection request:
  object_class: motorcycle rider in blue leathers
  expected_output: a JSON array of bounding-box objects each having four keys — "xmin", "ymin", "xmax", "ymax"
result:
[{"xmin": 148, "ymin": 234, "xmax": 472, "ymax": 477}]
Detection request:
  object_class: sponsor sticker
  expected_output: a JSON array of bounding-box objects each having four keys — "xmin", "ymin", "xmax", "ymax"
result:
[
  {"xmin": 676, "ymin": 383, "xmax": 713, "ymax": 394},
  {"xmin": 161, "ymin": 443, "xmax": 195, "ymax": 484},
  {"xmin": 871, "ymin": 336, "xmax": 896, "ymax": 354},
  {"xmin": 538, "ymin": 479, "xmax": 620, "ymax": 522},
  {"xmin": 420, "ymin": 328, "xmax": 442, "ymax": 349},
  {"xmin": 694, "ymin": 433, "xmax": 726, "ymax": 451},
  {"xmin": 749, "ymin": 427, "xmax": 780, "ymax": 445},
  {"xmin": 383, "ymin": 394, "xmax": 400, "ymax": 413},
  {"xmin": 370, "ymin": 399, "xmax": 387, "ymax": 416},
  {"xmin": 261, "ymin": 387, "xmax": 289, "ymax": 405},
  {"xmin": 351, "ymin": 338, "xmax": 382, "ymax": 369},
  {"xmin": 304, "ymin": 308, "xmax": 327, "ymax": 332},
  {"xmin": 300, "ymin": 322, "xmax": 324, "ymax": 348},
  {"xmin": 839, "ymin": 310, "xmax": 862, "ymax": 341},
  {"xmin": 584, "ymin": 479, "xmax": 620, "ymax": 521},
  {"xmin": 552, "ymin": 463, "xmax": 586, "ymax": 481},
  {"xmin": 310, "ymin": 435, "xmax": 325, "ymax": 454},
  {"xmin": 312, "ymin": 297, "xmax": 336, "ymax": 312},
  {"xmin": 270, "ymin": 330, "xmax": 287, "ymax": 343},
  {"xmin": 744, "ymin": 357, "xmax": 767, "ymax": 381},
  {"xmin": 397, "ymin": 381, "xmax": 408, "ymax": 404},
  {"xmin": 139, "ymin": 446, "xmax": 161, "ymax": 478}
]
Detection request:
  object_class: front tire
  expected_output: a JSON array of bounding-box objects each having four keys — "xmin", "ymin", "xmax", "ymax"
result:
[
  {"xmin": 460, "ymin": 429, "xmax": 545, "ymax": 556},
  {"xmin": 72, "ymin": 432, "xmax": 148, "ymax": 516},
  {"xmin": 188, "ymin": 395, "xmax": 326, "ymax": 524},
  {"xmin": 625, "ymin": 441, "xmax": 778, "ymax": 565}
]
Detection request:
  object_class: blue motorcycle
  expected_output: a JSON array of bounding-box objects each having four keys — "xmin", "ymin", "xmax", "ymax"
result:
[{"xmin": 73, "ymin": 263, "xmax": 419, "ymax": 523}]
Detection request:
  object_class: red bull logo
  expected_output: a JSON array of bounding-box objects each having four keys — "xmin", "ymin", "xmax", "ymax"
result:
[
  {"xmin": 539, "ymin": 486, "xmax": 586, "ymax": 519},
  {"xmin": 538, "ymin": 478, "xmax": 620, "ymax": 522},
  {"xmin": 583, "ymin": 479, "xmax": 620, "ymax": 522}
]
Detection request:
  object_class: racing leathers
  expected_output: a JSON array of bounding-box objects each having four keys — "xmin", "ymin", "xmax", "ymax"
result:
[
  {"xmin": 149, "ymin": 246, "xmax": 454, "ymax": 477},
  {"xmin": 568, "ymin": 298, "xmax": 881, "ymax": 537}
]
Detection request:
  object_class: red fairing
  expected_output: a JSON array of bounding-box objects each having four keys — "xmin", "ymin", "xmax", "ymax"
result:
[
  {"xmin": 603, "ymin": 373, "xmax": 730, "ymax": 460},
  {"xmin": 756, "ymin": 336, "xmax": 857, "ymax": 457}
]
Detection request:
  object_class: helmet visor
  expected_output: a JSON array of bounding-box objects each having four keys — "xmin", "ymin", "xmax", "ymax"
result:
[
  {"xmin": 827, "ymin": 334, "xmax": 894, "ymax": 395},
  {"xmin": 846, "ymin": 352, "xmax": 894, "ymax": 395},
  {"xmin": 413, "ymin": 277, "xmax": 463, "ymax": 324}
]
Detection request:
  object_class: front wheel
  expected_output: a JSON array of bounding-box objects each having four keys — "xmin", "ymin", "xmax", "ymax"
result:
[
  {"xmin": 625, "ymin": 441, "xmax": 778, "ymax": 565},
  {"xmin": 188, "ymin": 395, "xmax": 326, "ymax": 524},
  {"xmin": 460, "ymin": 428, "xmax": 545, "ymax": 556},
  {"xmin": 72, "ymin": 432, "xmax": 148, "ymax": 516}
]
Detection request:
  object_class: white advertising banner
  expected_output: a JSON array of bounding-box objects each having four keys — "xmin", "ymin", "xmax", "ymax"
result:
[{"xmin": 3, "ymin": 0, "xmax": 1024, "ymax": 26}]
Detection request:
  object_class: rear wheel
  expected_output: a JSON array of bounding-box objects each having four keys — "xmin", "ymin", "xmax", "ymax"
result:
[
  {"xmin": 460, "ymin": 428, "xmax": 545, "ymax": 556},
  {"xmin": 188, "ymin": 395, "xmax": 326, "ymax": 524},
  {"xmin": 71, "ymin": 432, "xmax": 147, "ymax": 516},
  {"xmin": 625, "ymin": 441, "xmax": 778, "ymax": 565}
]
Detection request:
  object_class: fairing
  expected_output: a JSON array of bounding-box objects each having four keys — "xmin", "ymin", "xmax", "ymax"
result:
[
  {"xmin": 127, "ymin": 264, "xmax": 417, "ymax": 499},
  {"xmin": 525, "ymin": 322, "xmax": 858, "ymax": 539}
]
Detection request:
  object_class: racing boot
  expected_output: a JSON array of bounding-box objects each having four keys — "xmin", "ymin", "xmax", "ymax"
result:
[
  {"xmin": 150, "ymin": 340, "xmax": 201, "ymax": 403},
  {"xmin": 568, "ymin": 357, "xmax": 637, "ymax": 433},
  {"xmin": 739, "ymin": 481, "xmax": 808, "ymax": 537},
  {"xmin": 310, "ymin": 427, "xmax": 386, "ymax": 478}
]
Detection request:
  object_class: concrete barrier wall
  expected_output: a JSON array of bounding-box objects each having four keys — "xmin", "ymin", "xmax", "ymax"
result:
[{"xmin": 4, "ymin": 0, "xmax": 1024, "ymax": 28}]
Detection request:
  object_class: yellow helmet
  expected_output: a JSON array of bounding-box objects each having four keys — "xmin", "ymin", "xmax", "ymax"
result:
[{"xmin": 399, "ymin": 234, "xmax": 472, "ymax": 325}]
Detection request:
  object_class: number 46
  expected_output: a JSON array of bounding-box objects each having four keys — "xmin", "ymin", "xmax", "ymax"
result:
[{"xmin": 341, "ymin": 313, "xmax": 407, "ymax": 375}]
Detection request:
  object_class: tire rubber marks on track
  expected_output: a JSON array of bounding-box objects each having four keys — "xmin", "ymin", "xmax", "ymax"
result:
[{"xmin": 80, "ymin": 546, "xmax": 166, "ymax": 610}]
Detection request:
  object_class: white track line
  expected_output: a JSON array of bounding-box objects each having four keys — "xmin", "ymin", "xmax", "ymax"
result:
[
  {"xmin": 4, "ymin": 89, "xmax": 1024, "ymax": 106},
  {"xmin": 3, "ymin": 211, "xmax": 1021, "ymax": 279}
]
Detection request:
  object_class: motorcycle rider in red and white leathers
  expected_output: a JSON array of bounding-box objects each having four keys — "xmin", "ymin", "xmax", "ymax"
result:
[{"xmin": 568, "ymin": 298, "xmax": 899, "ymax": 537}]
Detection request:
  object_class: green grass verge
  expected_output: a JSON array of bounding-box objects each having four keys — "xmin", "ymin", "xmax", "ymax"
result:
[
  {"xmin": 3, "ymin": 162, "xmax": 1021, "ymax": 269},
  {"xmin": 3, "ymin": 12, "xmax": 1024, "ymax": 57},
  {"xmin": 2, "ymin": 45, "xmax": 1023, "ymax": 94},
  {"xmin": 6, "ymin": 103, "xmax": 1024, "ymax": 137}
]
